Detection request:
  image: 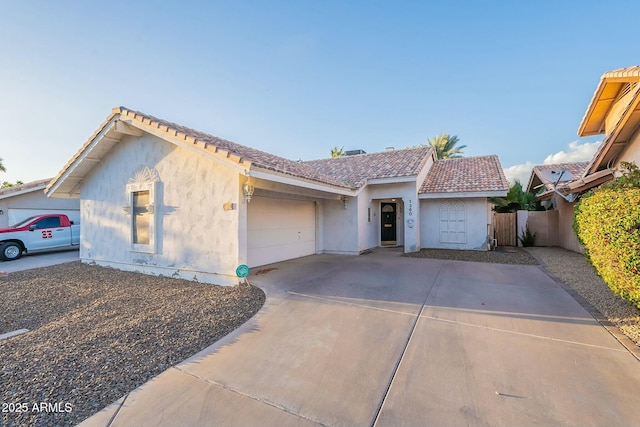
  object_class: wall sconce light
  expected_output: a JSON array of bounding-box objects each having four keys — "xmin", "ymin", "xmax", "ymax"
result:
[
  {"xmin": 341, "ymin": 195, "xmax": 348, "ymax": 210},
  {"xmin": 0, "ymin": 209, "xmax": 3, "ymax": 215},
  {"xmin": 243, "ymin": 176, "xmax": 255, "ymax": 203}
]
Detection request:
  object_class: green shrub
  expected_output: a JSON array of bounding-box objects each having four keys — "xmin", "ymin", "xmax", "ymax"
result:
[
  {"xmin": 574, "ymin": 165, "xmax": 640, "ymax": 308},
  {"xmin": 518, "ymin": 225, "xmax": 536, "ymax": 247}
]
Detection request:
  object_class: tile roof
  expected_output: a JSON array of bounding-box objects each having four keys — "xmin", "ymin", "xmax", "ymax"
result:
[
  {"xmin": 530, "ymin": 162, "xmax": 589, "ymax": 193},
  {"xmin": 419, "ymin": 155, "xmax": 509, "ymax": 194},
  {"xmin": 112, "ymin": 108, "xmax": 436, "ymax": 190},
  {"xmin": 115, "ymin": 107, "xmax": 351, "ymax": 188},
  {"xmin": 0, "ymin": 178, "xmax": 51, "ymax": 199},
  {"xmin": 303, "ymin": 146, "xmax": 433, "ymax": 188},
  {"xmin": 601, "ymin": 66, "xmax": 640, "ymax": 79}
]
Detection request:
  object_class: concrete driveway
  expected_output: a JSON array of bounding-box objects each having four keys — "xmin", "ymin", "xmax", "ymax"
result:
[
  {"xmin": 0, "ymin": 249, "xmax": 78, "ymax": 273},
  {"xmin": 81, "ymin": 250, "xmax": 640, "ymax": 427}
]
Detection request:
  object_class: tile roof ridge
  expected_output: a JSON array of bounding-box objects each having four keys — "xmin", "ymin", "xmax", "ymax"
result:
[{"xmin": 115, "ymin": 107, "xmax": 352, "ymax": 189}]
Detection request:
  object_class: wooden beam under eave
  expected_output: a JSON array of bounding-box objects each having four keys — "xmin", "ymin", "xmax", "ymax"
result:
[{"xmin": 114, "ymin": 120, "xmax": 144, "ymax": 137}]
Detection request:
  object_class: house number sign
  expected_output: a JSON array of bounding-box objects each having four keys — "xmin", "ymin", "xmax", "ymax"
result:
[{"xmin": 408, "ymin": 200, "xmax": 413, "ymax": 216}]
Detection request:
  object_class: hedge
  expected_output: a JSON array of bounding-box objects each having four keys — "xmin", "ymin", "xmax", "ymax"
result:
[{"xmin": 574, "ymin": 185, "xmax": 640, "ymax": 309}]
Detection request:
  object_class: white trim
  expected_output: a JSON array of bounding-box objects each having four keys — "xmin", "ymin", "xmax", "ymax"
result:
[
  {"xmin": 250, "ymin": 168, "xmax": 356, "ymax": 197},
  {"xmin": 125, "ymin": 181, "xmax": 157, "ymax": 253},
  {"xmin": 47, "ymin": 119, "xmax": 119, "ymax": 198},
  {"xmin": 81, "ymin": 259, "xmax": 239, "ymax": 286},
  {"xmin": 366, "ymin": 176, "xmax": 416, "ymax": 185},
  {"xmin": 0, "ymin": 184, "xmax": 47, "ymax": 200},
  {"xmin": 419, "ymin": 190, "xmax": 506, "ymax": 199}
]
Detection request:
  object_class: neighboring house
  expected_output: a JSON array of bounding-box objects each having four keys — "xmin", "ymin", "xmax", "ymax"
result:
[
  {"xmin": 46, "ymin": 107, "xmax": 508, "ymax": 285},
  {"xmin": 526, "ymin": 66, "xmax": 640, "ymax": 253},
  {"xmin": 0, "ymin": 179, "xmax": 80, "ymax": 228},
  {"xmin": 578, "ymin": 66, "xmax": 640, "ymax": 177},
  {"xmin": 525, "ymin": 162, "xmax": 588, "ymax": 253}
]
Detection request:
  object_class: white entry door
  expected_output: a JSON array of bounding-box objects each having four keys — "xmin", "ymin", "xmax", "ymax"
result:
[{"xmin": 247, "ymin": 197, "xmax": 316, "ymax": 267}]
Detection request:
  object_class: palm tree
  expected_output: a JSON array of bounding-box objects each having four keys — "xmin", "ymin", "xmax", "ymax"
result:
[
  {"xmin": 427, "ymin": 134, "xmax": 466, "ymax": 159},
  {"xmin": 330, "ymin": 146, "xmax": 345, "ymax": 158},
  {"xmin": 0, "ymin": 157, "xmax": 5, "ymax": 172},
  {"xmin": 490, "ymin": 180, "xmax": 541, "ymax": 213}
]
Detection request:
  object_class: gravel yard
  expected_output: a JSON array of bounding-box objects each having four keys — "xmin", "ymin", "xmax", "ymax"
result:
[
  {"xmin": 403, "ymin": 246, "xmax": 540, "ymax": 265},
  {"xmin": 525, "ymin": 247, "xmax": 640, "ymax": 347},
  {"xmin": 0, "ymin": 262, "xmax": 265, "ymax": 427}
]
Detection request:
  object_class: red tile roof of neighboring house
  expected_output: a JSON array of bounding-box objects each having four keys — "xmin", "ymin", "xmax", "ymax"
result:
[
  {"xmin": 529, "ymin": 162, "xmax": 589, "ymax": 193},
  {"xmin": 303, "ymin": 147, "xmax": 433, "ymax": 188},
  {"xmin": 419, "ymin": 155, "xmax": 509, "ymax": 194}
]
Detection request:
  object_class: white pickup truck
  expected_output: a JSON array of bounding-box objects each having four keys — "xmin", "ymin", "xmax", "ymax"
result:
[{"xmin": 0, "ymin": 214, "xmax": 80, "ymax": 261}]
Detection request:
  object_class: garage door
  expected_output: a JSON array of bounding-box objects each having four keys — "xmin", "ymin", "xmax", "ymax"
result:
[{"xmin": 248, "ymin": 197, "xmax": 316, "ymax": 267}]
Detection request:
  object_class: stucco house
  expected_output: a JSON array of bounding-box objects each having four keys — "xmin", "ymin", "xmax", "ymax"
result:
[
  {"xmin": 525, "ymin": 162, "xmax": 588, "ymax": 253},
  {"xmin": 46, "ymin": 107, "xmax": 508, "ymax": 285},
  {"xmin": 0, "ymin": 178, "xmax": 79, "ymax": 228},
  {"xmin": 525, "ymin": 66, "xmax": 640, "ymax": 253}
]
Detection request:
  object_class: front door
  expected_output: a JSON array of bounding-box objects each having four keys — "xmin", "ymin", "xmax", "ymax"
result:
[{"xmin": 381, "ymin": 203, "xmax": 397, "ymax": 245}]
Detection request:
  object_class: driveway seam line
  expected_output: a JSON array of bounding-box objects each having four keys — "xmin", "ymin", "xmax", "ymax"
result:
[
  {"xmin": 105, "ymin": 393, "xmax": 129, "ymax": 427},
  {"xmin": 420, "ymin": 314, "xmax": 627, "ymax": 352},
  {"xmin": 174, "ymin": 367, "xmax": 330, "ymax": 427},
  {"xmin": 370, "ymin": 261, "xmax": 446, "ymax": 427},
  {"xmin": 286, "ymin": 291, "xmax": 417, "ymax": 317}
]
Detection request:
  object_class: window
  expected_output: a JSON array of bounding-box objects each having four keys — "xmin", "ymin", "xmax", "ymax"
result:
[
  {"xmin": 126, "ymin": 181, "xmax": 157, "ymax": 253},
  {"xmin": 35, "ymin": 217, "xmax": 61, "ymax": 229},
  {"xmin": 132, "ymin": 190, "xmax": 150, "ymax": 244},
  {"xmin": 440, "ymin": 201, "xmax": 466, "ymax": 243}
]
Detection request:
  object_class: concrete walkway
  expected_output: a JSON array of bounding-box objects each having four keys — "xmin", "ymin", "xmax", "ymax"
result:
[{"xmin": 80, "ymin": 250, "xmax": 640, "ymax": 426}]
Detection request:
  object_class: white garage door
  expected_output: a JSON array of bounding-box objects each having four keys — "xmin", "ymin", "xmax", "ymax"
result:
[{"xmin": 248, "ymin": 197, "xmax": 316, "ymax": 267}]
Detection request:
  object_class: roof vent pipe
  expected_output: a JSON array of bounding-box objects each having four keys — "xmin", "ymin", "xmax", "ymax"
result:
[{"xmin": 385, "ymin": 146, "xmax": 395, "ymax": 151}]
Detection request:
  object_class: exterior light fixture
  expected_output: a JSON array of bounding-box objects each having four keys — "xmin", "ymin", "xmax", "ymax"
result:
[
  {"xmin": 342, "ymin": 195, "xmax": 348, "ymax": 210},
  {"xmin": 0, "ymin": 209, "xmax": 3, "ymax": 215},
  {"xmin": 243, "ymin": 176, "xmax": 255, "ymax": 203}
]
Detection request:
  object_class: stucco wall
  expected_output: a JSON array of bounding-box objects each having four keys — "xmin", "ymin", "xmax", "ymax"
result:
[
  {"xmin": 420, "ymin": 197, "xmax": 489, "ymax": 250},
  {"xmin": 0, "ymin": 190, "xmax": 79, "ymax": 228},
  {"xmin": 79, "ymin": 133, "xmax": 240, "ymax": 285},
  {"xmin": 524, "ymin": 210, "xmax": 559, "ymax": 247},
  {"xmin": 617, "ymin": 129, "xmax": 640, "ymax": 171},
  {"xmin": 367, "ymin": 182, "xmax": 419, "ymax": 252},
  {"xmin": 557, "ymin": 198, "xmax": 584, "ymax": 254},
  {"xmin": 321, "ymin": 197, "xmax": 359, "ymax": 254},
  {"xmin": 357, "ymin": 187, "xmax": 379, "ymax": 251}
]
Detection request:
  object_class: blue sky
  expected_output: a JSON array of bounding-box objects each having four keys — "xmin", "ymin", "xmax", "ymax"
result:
[{"xmin": 1, "ymin": 1, "xmax": 638, "ymax": 185}]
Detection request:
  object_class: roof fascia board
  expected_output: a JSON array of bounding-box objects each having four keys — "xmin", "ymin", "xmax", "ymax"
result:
[
  {"xmin": 46, "ymin": 118, "xmax": 119, "ymax": 198},
  {"xmin": 416, "ymin": 149, "xmax": 436, "ymax": 188},
  {"xmin": 419, "ymin": 190, "xmax": 506, "ymax": 199},
  {"xmin": 250, "ymin": 167, "xmax": 355, "ymax": 196},
  {"xmin": 587, "ymin": 87, "xmax": 640, "ymax": 175},
  {"xmin": 578, "ymin": 78, "xmax": 607, "ymax": 136},
  {"xmin": 123, "ymin": 119, "xmax": 249, "ymax": 174},
  {"xmin": 0, "ymin": 184, "xmax": 47, "ymax": 200},
  {"xmin": 565, "ymin": 169, "xmax": 614, "ymax": 191},
  {"xmin": 366, "ymin": 176, "xmax": 415, "ymax": 185}
]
